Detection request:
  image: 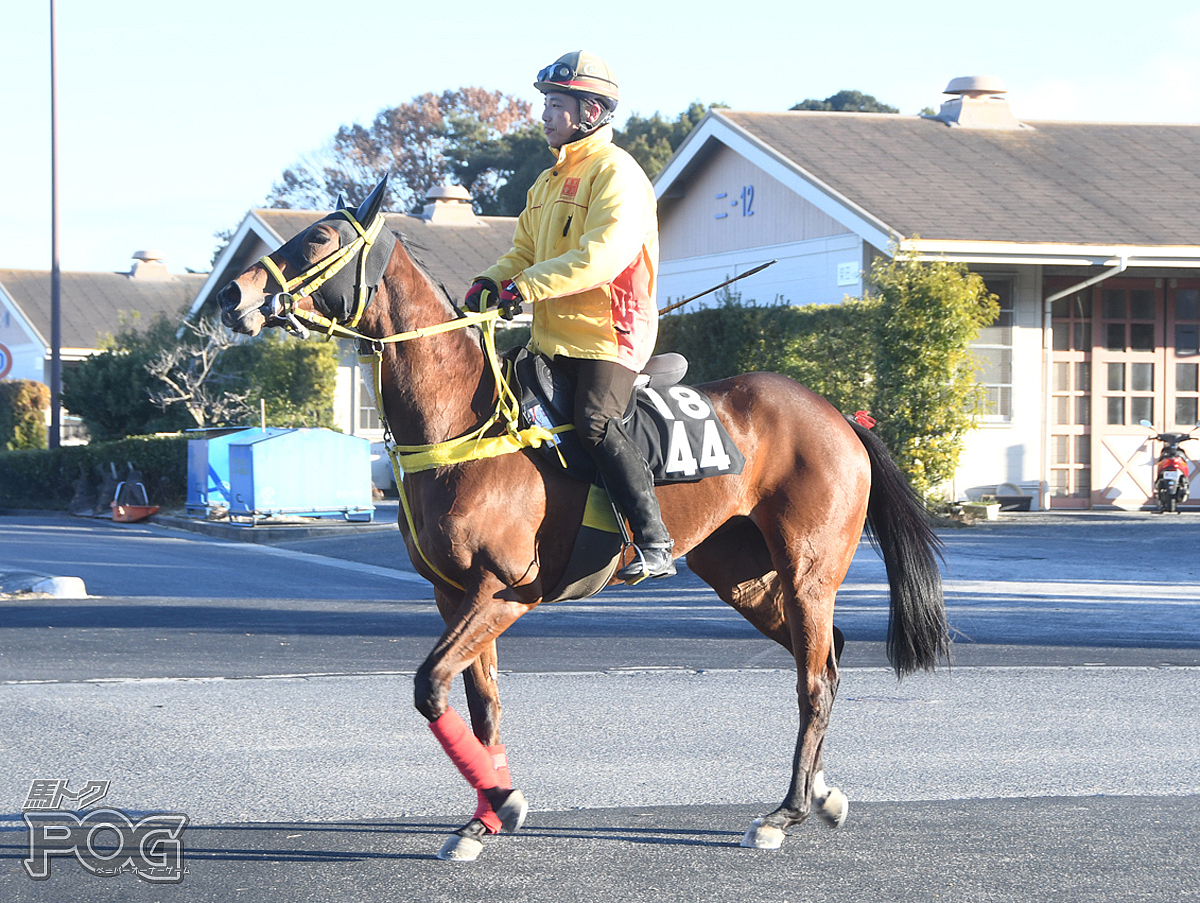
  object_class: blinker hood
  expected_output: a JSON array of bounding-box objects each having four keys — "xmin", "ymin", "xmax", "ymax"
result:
[
  {"xmin": 272, "ymin": 176, "xmax": 395, "ymax": 324},
  {"xmin": 314, "ymin": 216, "xmax": 396, "ymax": 324}
]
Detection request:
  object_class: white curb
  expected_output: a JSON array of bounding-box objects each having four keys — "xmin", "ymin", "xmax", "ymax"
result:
[{"xmin": 27, "ymin": 576, "xmax": 89, "ymax": 598}]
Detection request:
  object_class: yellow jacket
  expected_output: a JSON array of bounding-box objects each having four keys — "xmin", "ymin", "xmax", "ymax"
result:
[{"xmin": 479, "ymin": 125, "xmax": 659, "ymax": 371}]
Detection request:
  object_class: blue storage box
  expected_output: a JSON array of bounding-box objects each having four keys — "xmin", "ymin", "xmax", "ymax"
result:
[
  {"xmin": 225, "ymin": 428, "xmax": 374, "ymax": 522},
  {"xmin": 188, "ymin": 428, "xmax": 373, "ymax": 522},
  {"xmin": 186, "ymin": 427, "xmax": 286, "ymax": 515}
]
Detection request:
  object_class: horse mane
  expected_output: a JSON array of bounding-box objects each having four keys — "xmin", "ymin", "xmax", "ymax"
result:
[
  {"xmin": 391, "ymin": 229, "xmax": 483, "ymax": 348},
  {"xmin": 384, "ymin": 226, "xmax": 482, "ymax": 350},
  {"xmin": 393, "ymin": 231, "xmax": 456, "ymax": 307}
]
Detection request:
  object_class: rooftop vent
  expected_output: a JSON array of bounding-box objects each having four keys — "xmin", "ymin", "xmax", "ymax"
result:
[
  {"xmin": 924, "ymin": 76, "xmax": 1029, "ymax": 130},
  {"xmin": 421, "ymin": 184, "xmax": 479, "ymax": 224},
  {"xmin": 128, "ymin": 250, "xmax": 174, "ymax": 281}
]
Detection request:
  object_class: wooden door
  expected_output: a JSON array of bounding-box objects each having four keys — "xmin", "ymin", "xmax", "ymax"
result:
[
  {"xmin": 1091, "ymin": 281, "xmax": 1162, "ymax": 508},
  {"xmin": 1049, "ymin": 277, "xmax": 1199, "ymax": 509}
]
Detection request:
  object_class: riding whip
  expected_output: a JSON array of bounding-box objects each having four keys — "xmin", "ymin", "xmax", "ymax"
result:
[{"xmin": 657, "ymin": 259, "xmax": 777, "ymax": 315}]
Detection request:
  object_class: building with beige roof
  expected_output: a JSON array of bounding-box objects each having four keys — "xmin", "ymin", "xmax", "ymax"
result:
[
  {"xmin": 0, "ymin": 253, "xmax": 206, "ymax": 441},
  {"xmin": 653, "ymin": 78, "xmax": 1200, "ymax": 510}
]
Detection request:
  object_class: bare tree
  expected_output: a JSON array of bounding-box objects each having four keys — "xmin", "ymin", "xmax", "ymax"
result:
[{"xmin": 146, "ymin": 317, "xmax": 253, "ymax": 427}]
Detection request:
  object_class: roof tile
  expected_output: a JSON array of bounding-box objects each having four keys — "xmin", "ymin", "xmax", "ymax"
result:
[
  {"xmin": 0, "ymin": 269, "xmax": 206, "ymax": 349},
  {"xmin": 719, "ymin": 111, "xmax": 1200, "ymax": 245}
]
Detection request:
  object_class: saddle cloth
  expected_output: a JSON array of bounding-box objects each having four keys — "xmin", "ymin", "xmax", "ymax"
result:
[{"xmin": 509, "ymin": 348, "xmax": 746, "ymax": 484}]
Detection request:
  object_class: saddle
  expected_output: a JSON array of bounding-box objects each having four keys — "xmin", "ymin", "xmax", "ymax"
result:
[
  {"xmin": 506, "ymin": 348, "xmax": 746, "ymax": 604},
  {"xmin": 509, "ymin": 349, "xmax": 746, "ymax": 485}
]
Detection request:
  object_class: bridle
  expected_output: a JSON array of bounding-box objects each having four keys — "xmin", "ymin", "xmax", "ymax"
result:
[
  {"xmin": 251, "ymin": 201, "xmax": 570, "ymax": 591},
  {"xmin": 257, "ymin": 207, "xmax": 391, "ymax": 339}
]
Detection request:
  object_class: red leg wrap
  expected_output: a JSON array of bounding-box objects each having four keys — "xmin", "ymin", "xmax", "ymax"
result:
[
  {"xmin": 428, "ymin": 708, "xmax": 499, "ymax": 791},
  {"xmin": 473, "ymin": 745, "xmax": 511, "ymax": 834}
]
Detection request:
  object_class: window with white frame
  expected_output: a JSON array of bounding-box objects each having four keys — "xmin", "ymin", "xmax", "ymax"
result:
[
  {"xmin": 973, "ymin": 278, "xmax": 1014, "ymax": 421},
  {"xmin": 358, "ymin": 372, "xmax": 383, "ymax": 433}
]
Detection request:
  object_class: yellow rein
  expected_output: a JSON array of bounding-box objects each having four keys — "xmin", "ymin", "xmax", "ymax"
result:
[
  {"xmin": 362, "ymin": 314, "xmax": 572, "ymax": 591},
  {"xmin": 263, "ymin": 224, "xmax": 572, "ymax": 589},
  {"xmin": 359, "ymin": 311, "xmax": 571, "ymax": 475}
]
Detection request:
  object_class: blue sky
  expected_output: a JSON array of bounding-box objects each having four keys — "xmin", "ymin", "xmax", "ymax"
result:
[{"xmin": 4, "ymin": 0, "xmax": 1199, "ymax": 275}]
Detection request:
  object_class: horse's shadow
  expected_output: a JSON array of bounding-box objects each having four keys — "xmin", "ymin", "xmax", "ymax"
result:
[
  {"xmin": 6, "ymin": 819, "xmax": 744, "ymax": 865},
  {"xmin": 180, "ymin": 818, "xmax": 747, "ymax": 862},
  {"xmin": 0, "ymin": 815, "xmax": 760, "ymax": 866},
  {"xmin": 179, "ymin": 821, "xmax": 463, "ymax": 863},
  {"xmin": 519, "ymin": 822, "xmax": 745, "ymax": 849}
]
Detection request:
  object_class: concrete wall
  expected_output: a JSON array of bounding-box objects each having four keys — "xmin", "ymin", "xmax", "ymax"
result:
[{"xmin": 658, "ymin": 234, "xmax": 867, "ymax": 310}]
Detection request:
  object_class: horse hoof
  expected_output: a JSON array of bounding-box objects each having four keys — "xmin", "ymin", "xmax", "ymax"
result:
[
  {"xmin": 740, "ymin": 818, "xmax": 784, "ymax": 850},
  {"xmin": 813, "ymin": 771, "xmax": 849, "ymax": 829},
  {"xmin": 436, "ymin": 833, "xmax": 484, "ymax": 862},
  {"xmin": 494, "ymin": 788, "xmax": 528, "ymax": 833},
  {"xmin": 817, "ymin": 787, "xmax": 849, "ymax": 829}
]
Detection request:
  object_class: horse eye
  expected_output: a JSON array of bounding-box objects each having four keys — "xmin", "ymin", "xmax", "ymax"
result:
[{"xmin": 307, "ymin": 232, "xmax": 331, "ymax": 245}]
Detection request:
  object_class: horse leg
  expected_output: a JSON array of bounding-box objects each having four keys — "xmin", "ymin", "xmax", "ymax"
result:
[
  {"xmin": 420, "ymin": 583, "xmax": 531, "ymax": 861},
  {"xmin": 808, "ymin": 625, "xmax": 848, "ymax": 828},
  {"xmin": 434, "ymin": 590, "xmax": 512, "ymax": 820},
  {"xmin": 687, "ymin": 521, "xmax": 849, "ymax": 845},
  {"xmin": 738, "ymin": 508, "xmax": 854, "ymax": 848}
]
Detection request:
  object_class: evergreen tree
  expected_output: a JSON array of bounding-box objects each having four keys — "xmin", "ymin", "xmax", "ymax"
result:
[
  {"xmin": 790, "ymin": 90, "xmax": 898, "ymax": 113},
  {"xmin": 868, "ymin": 251, "xmax": 998, "ymax": 498}
]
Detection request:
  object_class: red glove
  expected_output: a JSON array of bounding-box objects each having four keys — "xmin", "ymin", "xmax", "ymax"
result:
[
  {"xmin": 464, "ymin": 278, "xmax": 499, "ymax": 313},
  {"xmin": 498, "ymin": 280, "xmax": 523, "ymax": 320}
]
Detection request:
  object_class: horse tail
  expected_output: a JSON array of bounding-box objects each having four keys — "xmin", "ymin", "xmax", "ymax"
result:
[{"xmin": 847, "ymin": 417, "xmax": 950, "ymax": 677}]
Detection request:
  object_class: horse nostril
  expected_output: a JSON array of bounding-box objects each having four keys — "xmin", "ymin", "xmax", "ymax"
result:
[
  {"xmin": 217, "ymin": 282, "xmax": 240, "ymax": 310},
  {"xmin": 221, "ymin": 309, "xmax": 237, "ymax": 328}
]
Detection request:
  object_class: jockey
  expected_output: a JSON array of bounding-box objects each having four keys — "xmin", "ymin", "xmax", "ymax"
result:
[{"xmin": 466, "ymin": 50, "xmax": 674, "ymax": 584}]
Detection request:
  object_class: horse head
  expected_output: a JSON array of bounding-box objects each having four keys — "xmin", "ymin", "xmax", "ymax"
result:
[{"xmin": 217, "ymin": 176, "xmax": 395, "ymax": 337}]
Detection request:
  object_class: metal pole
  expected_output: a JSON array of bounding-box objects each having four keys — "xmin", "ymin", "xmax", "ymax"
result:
[{"xmin": 49, "ymin": 0, "xmax": 62, "ymax": 448}]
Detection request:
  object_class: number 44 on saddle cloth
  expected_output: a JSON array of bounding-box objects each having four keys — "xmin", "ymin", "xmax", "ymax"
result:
[
  {"xmin": 512, "ymin": 349, "xmax": 746, "ymax": 485},
  {"xmin": 627, "ymin": 383, "xmax": 746, "ymax": 481}
]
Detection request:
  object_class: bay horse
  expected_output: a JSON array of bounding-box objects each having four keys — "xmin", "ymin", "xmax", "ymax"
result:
[{"xmin": 216, "ymin": 181, "xmax": 949, "ymax": 859}]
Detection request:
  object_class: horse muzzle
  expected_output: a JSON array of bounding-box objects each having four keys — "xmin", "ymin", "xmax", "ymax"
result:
[{"xmin": 216, "ymin": 281, "xmax": 266, "ymax": 336}]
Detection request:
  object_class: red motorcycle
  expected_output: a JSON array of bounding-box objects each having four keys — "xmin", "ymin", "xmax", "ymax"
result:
[{"xmin": 1140, "ymin": 419, "xmax": 1199, "ymax": 513}]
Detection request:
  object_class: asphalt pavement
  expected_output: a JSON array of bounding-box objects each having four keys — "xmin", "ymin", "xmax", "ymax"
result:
[{"xmin": 1, "ymin": 505, "xmax": 1198, "ymax": 901}]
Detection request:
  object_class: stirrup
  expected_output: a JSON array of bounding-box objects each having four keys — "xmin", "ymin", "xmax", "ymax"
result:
[{"xmin": 615, "ymin": 542, "xmax": 676, "ymax": 586}]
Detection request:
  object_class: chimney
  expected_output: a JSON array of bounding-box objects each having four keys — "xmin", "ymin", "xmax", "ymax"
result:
[
  {"xmin": 128, "ymin": 250, "xmax": 174, "ymax": 280},
  {"xmin": 924, "ymin": 76, "xmax": 1029, "ymax": 130},
  {"xmin": 420, "ymin": 185, "xmax": 479, "ymax": 224}
]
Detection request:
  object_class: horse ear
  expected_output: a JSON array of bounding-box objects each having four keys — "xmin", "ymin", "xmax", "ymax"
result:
[
  {"xmin": 355, "ymin": 175, "xmax": 389, "ymax": 225},
  {"xmin": 334, "ymin": 193, "xmax": 347, "ymax": 211}
]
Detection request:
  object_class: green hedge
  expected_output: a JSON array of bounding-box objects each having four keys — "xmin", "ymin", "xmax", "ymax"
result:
[
  {"xmin": 655, "ymin": 297, "xmax": 878, "ymax": 416},
  {"xmin": 0, "ymin": 434, "xmax": 188, "ymax": 510},
  {"xmin": 655, "ymin": 256, "xmax": 996, "ymax": 501}
]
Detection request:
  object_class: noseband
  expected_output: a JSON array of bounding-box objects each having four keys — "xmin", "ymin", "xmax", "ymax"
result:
[{"xmin": 258, "ymin": 208, "xmax": 393, "ymax": 336}]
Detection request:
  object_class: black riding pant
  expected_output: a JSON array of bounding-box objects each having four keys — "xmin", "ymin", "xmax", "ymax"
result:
[
  {"xmin": 554, "ymin": 356, "xmax": 638, "ymax": 449},
  {"xmin": 553, "ymin": 356, "xmax": 670, "ymax": 547}
]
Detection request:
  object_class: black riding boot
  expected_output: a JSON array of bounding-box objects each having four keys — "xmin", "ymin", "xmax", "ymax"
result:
[{"xmin": 591, "ymin": 418, "xmax": 676, "ymax": 584}]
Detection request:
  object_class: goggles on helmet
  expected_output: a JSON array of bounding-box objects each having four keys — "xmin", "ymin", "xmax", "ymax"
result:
[
  {"xmin": 537, "ymin": 61, "xmax": 577, "ymax": 85},
  {"xmin": 535, "ymin": 51, "xmax": 620, "ymax": 103}
]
